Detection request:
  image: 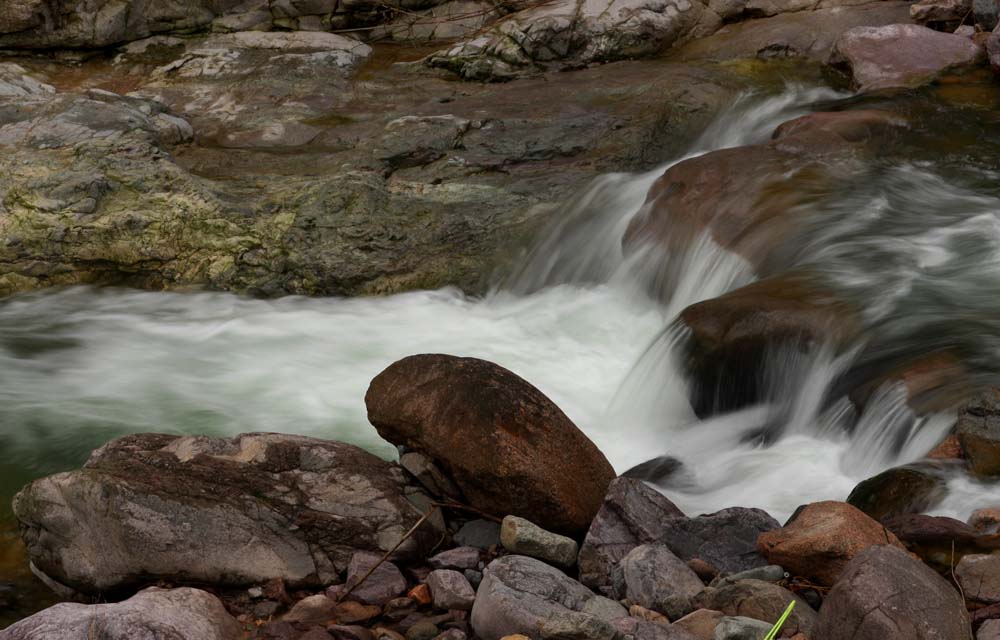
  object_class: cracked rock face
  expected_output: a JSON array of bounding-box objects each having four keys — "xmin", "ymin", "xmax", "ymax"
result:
[
  {"xmin": 425, "ymin": 0, "xmax": 716, "ymax": 80},
  {"xmin": 812, "ymin": 544, "xmax": 972, "ymax": 640},
  {"xmin": 12, "ymin": 433, "xmax": 442, "ymax": 596}
]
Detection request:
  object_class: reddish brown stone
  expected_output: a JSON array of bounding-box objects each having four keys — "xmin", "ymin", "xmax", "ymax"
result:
[
  {"xmin": 366, "ymin": 355, "xmax": 615, "ymax": 536},
  {"xmin": 408, "ymin": 584, "xmax": 432, "ymax": 606},
  {"xmin": 757, "ymin": 501, "xmax": 905, "ymax": 586}
]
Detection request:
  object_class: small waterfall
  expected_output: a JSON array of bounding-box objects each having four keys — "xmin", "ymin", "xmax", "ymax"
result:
[{"xmin": 1, "ymin": 82, "xmax": 998, "ymax": 526}]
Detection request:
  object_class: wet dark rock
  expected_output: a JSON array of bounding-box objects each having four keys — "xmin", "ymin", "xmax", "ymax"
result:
[
  {"xmin": 454, "ymin": 520, "xmax": 502, "ymax": 550},
  {"xmin": 622, "ymin": 457, "xmax": 685, "ymax": 485},
  {"xmin": 578, "ymin": 478, "xmax": 686, "ymax": 590},
  {"xmin": 957, "ymin": 388, "xmax": 1000, "ymax": 477},
  {"xmin": 657, "ymin": 508, "xmax": 779, "ymax": 576},
  {"xmin": 0, "ymin": 587, "xmax": 242, "ymax": 640},
  {"xmin": 13, "ymin": 433, "xmax": 441, "ymax": 595},
  {"xmin": 757, "ymin": 501, "xmax": 906, "ymax": 586},
  {"xmin": 695, "ymin": 580, "xmax": 816, "ymax": 636},
  {"xmin": 812, "ymin": 545, "xmax": 972, "ymax": 639},
  {"xmin": 880, "ymin": 513, "xmax": 1000, "ymax": 571},
  {"xmin": 367, "ymin": 355, "xmax": 615, "ymax": 536},
  {"xmin": 846, "ymin": 462, "xmax": 952, "ymax": 520},
  {"xmin": 832, "ymin": 23, "xmax": 986, "ymax": 91}
]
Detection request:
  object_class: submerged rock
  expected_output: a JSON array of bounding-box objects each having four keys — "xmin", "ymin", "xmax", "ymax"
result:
[
  {"xmin": 957, "ymin": 388, "xmax": 1000, "ymax": 477},
  {"xmin": 846, "ymin": 462, "xmax": 952, "ymax": 520},
  {"xmin": 0, "ymin": 587, "xmax": 241, "ymax": 640},
  {"xmin": 366, "ymin": 354, "xmax": 615, "ymax": 535},
  {"xmin": 13, "ymin": 433, "xmax": 441, "ymax": 595},
  {"xmin": 812, "ymin": 545, "xmax": 972, "ymax": 639},
  {"xmin": 832, "ymin": 24, "xmax": 985, "ymax": 91},
  {"xmin": 757, "ymin": 501, "xmax": 906, "ymax": 586}
]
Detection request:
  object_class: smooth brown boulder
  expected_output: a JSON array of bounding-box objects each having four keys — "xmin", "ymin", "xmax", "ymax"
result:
[
  {"xmin": 880, "ymin": 513, "xmax": 1000, "ymax": 571},
  {"xmin": 846, "ymin": 462, "xmax": 951, "ymax": 520},
  {"xmin": 832, "ymin": 24, "xmax": 986, "ymax": 91},
  {"xmin": 366, "ymin": 354, "xmax": 616, "ymax": 536},
  {"xmin": 812, "ymin": 545, "xmax": 972, "ymax": 640},
  {"xmin": 678, "ymin": 273, "xmax": 860, "ymax": 416},
  {"xmin": 756, "ymin": 501, "xmax": 905, "ymax": 586}
]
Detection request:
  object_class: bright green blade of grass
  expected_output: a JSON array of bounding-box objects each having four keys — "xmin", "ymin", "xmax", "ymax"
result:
[{"xmin": 763, "ymin": 600, "xmax": 796, "ymax": 640}]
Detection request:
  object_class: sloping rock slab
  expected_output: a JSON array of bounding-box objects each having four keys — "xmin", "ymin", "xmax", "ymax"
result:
[
  {"xmin": 13, "ymin": 433, "xmax": 441, "ymax": 595},
  {"xmin": 832, "ymin": 23, "xmax": 985, "ymax": 91},
  {"xmin": 0, "ymin": 587, "xmax": 241, "ymax": 640}
]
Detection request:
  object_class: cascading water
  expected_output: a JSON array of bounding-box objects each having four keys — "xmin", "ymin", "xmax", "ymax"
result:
[{"xmin": 1, "ymin": 82, "xmax": 999, "ymax": 549}]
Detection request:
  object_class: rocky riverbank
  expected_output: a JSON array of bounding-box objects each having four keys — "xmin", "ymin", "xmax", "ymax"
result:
[{"xmin": 4, "ymin": 354, "xmax": 1000, "ymax": 639}]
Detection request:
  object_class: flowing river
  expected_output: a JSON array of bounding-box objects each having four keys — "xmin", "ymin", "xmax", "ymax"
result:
[{"xmin": 3, "ymin": 71, "xmax": 1000, "ymax": 622}]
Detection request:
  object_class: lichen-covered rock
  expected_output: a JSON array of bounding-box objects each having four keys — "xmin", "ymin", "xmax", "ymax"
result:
[
  {"xmin": 832, "ymin": 24, "xmax": 985, "ymax": 91},
  {"xmin": 13, "ymin": 433, "xmax": 442, "ymax": 595},
  {"xmin": 0, "ymin": 587, "xmax": 241, "ymax": 640},
  {"xmin": 812, "ymin": 545, "xmax": 972, "ymax": 640},
  {"xmin": 366, "ymin": 355, "xmax": 615, "ymax": 536}
]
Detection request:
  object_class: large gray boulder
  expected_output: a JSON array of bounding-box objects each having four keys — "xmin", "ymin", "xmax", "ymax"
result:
[
  {"xmin": 832, "ymin": 24, "xmax": 985, "ymax": 91},
  {"xmin": 13, "ymin": 433, "xmax": 442, "ymax": 595},
  {"xmin": 0, "ymin": 587, "xmax": 241, "ymax": 640},
  {"xmin": 470, "ymin": 555, "xmax": 624, "ymax": 640},
  {"xmin": 812, "ymin": 545, "xmax": 972, "ymax": 640}
]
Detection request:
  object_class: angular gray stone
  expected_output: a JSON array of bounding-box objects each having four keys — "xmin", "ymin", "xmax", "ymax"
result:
[
  {"xmin": 613, "ymin": 545, "xmax": 704, "ymax": 619},
  {"xmin": 346, "ymin": 552, "xmax": 408, "ymax": 606},
  {"xmin": 957, "ymin": 554, "xmax": 1000, "ymax": 604},
  {"xmin": 501, "ymin": 515, "xmax": 580, "ymax": 569},
  {"xmin": 712, "ymin": 616, "xmax": 771, "ymax": 640},
  {"xmin": 470, "ymin": 555, "xmax": 612, "ymax": 640},
  {"xmin": 13, "ymin": 434, "xmax": 442, "ymax": 595},
  {"xmin": 578, "ymin": 478, "xmax": 686, "ymax": 590},
  {"xmin": 0, "ymin": 587, "xmax": 241, "ymax": 640},
  {"xmin": 455, "ymin": 520, "xmax": 501, "ymax": 549},
  {"xmin": 400, "ymin": 452, "xmax": 462, "ymax": 499},
  {"xmin": 429, "ymin": 547, "xmax": 481, "ymax": 571},
  {"xmin": 812, "ymin": 545, "xmax": 972, "ymax": 640},
  {"xmin": 832, "ymin": 24, "xmax": 986, "ymax": 91},
  {"xmin": 426, "ymin": 569, "xmax": 476, "ymax": 611},
  {"xmin": 657, "ymin": 509, "xmax": 779, "ymax": 577},
  {"xmin": 612, "ymin": 617, "xmax": 700, "ymax": 640}
]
